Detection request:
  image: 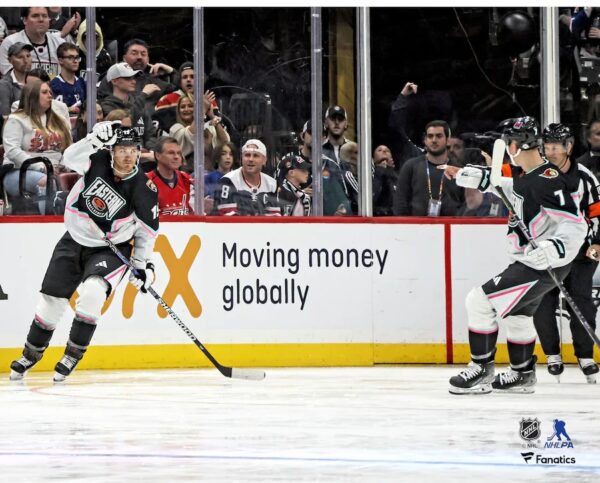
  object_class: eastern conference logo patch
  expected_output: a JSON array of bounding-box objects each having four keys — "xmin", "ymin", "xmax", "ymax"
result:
[
  {"xmin": 519, "ymin": 417, "xmax": 576, "ymax": 465},
  {"xmin": 82, "ymin": 177, "xmax": 126, "ymax": 219}
]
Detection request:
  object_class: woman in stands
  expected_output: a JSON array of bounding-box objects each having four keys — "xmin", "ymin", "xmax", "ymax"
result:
[{"xmin": 2, "ymin": 80, "xmax": 72, "ymax": 213}]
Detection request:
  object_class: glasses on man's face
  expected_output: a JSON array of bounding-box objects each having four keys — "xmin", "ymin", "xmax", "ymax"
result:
[{"xmin": 61, "ymin": 56, "xmax": 81, "ymax": 62}]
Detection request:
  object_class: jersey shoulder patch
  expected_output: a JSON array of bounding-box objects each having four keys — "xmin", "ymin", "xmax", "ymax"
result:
[
  {"xmin": 539, "ymin": 167, "xmax": 559, "ymax": 179},
  {"xmin": 146, "ymin": 179, "xmax": 158, "ymax": 192}
]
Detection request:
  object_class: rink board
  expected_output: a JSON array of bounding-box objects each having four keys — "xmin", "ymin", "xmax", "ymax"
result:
[{"xmin": 0, "ymin": 217, "xmax": 596, "ymax": 370}]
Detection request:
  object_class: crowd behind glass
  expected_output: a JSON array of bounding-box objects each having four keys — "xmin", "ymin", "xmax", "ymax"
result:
[{"xmin": 1, "ymin": 6, "xmax": 600, "ymax": 218}]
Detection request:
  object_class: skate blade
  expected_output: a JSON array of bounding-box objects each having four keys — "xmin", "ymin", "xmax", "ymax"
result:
[
  {"xmin": 585, "ymin": 374, "xmax": 597, "ymax": 384},
  {"xmin": 449, "ymin": 383, "xmax": 492, "ymax": 395},
  {"xmin": 492, "ymin": 386, "xmax": 535, "ymax": 394},
  {"xmin": 9, "ymin": 370, "xmax": 25, "ymax": 381},
  {"xmin": 53, "ymin": 372, "xmax": 67, "ymax": 383},
  {"xmin": 553, "ymin": 375, "xmax": 561, "ymax": 383}
]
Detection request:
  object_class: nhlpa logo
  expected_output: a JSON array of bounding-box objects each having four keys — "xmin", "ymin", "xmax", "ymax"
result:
[
  {"xmin": 519, "ymin": 418, "xmax": 541, "ymax": 441},
  {"xmin": 545, "ymin": 419, "xmax": 574, "ymax": 449},
  {"xmin": 82, "ymin": 177, "xmax": 126, "ymax": 219}
]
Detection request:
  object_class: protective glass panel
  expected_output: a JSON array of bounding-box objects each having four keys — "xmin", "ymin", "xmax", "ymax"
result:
[{"xmin": 370, "ymin": 7, "xmax": 541, "ymax": 217}]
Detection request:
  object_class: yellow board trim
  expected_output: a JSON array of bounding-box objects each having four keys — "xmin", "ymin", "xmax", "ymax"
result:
[{"xmin": 0, "ymin": 343, "xmax": 597, "ymax": 373}]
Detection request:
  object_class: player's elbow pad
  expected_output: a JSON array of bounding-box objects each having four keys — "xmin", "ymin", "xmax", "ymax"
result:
[{"xmin": 455, "ymin": 165, "xmax": 491, "ymax": 191}]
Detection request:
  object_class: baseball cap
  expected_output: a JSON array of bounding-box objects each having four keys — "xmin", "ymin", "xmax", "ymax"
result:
[
  {"xmin": 8, "ymin": 42, "xmax": 34, "ymax": 57},
  {"xmin": 283, "ymin": 154, "xmax": 311, "ymax": 172},
  {"xmin": 242, "ymin": 139, "xmax": 267, "ymax": 157},
  {"xmin": 179, "ymin": 61, "xmax": 194, "ymax": 74},
  {"xmin": 325, "ymin": 105, "xmax": 347, "ymax": 120},
  {"xmin": 106, "ymin": 62, "xmax": 141, "ymax": 82}
]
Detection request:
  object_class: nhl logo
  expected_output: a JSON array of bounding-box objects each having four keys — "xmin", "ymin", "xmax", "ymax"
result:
[{"xmin": 519, "ymin": 418, "xmax": 541, "ymax": 441}]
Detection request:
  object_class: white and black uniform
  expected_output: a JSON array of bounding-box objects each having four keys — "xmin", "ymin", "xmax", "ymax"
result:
[
  {"xmin": 460, "ymin": 160, "xmax": 587, "ymax": 369},
  {"xmin": 534, "ymin": 161, "xmax": 600, "ymax": 359},
  {"xmin": 41, "ymin": 137, "xmax": 159, "ymax": 298},
  {"xmin": 213, "ymin": 167, "xmax": 280, "ymax": 216}
]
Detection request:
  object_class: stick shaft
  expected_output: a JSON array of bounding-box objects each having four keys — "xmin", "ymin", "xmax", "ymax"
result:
[{"xmin": 103, "ymin": 236, "xmax": 265, "ymax": 380}]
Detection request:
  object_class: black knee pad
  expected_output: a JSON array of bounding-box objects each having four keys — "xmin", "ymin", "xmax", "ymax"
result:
[
  {"xmin": 68, "ymin": 317, "xmax": 98, "ymax": 349},
  {"xmin": 26, "ymin": 319, "xmax": 55, "ymax": 351}
]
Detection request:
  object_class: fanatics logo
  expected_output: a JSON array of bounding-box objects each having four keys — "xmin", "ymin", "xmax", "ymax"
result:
[
  {"xmin": 539, "ymin": 168, "xmax": 559, "ymax": 179},
  {"xmin": 82, "ymin": 177, "xmax": 126, "ymax": 219}
]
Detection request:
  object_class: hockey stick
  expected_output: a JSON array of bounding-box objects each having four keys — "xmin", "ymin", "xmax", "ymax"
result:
[
  {"xmin": 100, "ymin": 233, "xmax": 265, "ymax": 381},
  {"xmin": 490, "ymin": 138, "xmax": 600, "ymax": 349}
]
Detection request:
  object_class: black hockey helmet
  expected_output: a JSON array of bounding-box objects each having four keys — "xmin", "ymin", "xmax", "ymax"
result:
[
  {"xmin": 113, "ymin": 126, "xmax": 141, "ymax": 147},
  {"xmin": 500, "ymin": 116, "xmax": 541, "ymax": 150},
  {"xmin": 542, "ymin": 123, "xmax": 574, "ymax": 144}
]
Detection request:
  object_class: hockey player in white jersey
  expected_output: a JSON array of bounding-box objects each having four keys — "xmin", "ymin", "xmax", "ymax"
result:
[
  {"xmin": 533, "ymin": 123, "xmax": 600, "ymax": 383},
  {"xmin": 444, "ymin": 116, "xmax": 587, "ymax": 394},
  {"xmin": 9, "ymin": 121, "xmax": 159, "ymax": 382}
]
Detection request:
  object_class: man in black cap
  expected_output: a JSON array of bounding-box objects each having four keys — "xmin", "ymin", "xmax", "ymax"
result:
[
  {"xmin": 322, "ymin": 105, "xmax": 350, "ymax": 163},
  {"xmin": 0, "ymin": 42, "xmax": 33, "ymax": 118}
]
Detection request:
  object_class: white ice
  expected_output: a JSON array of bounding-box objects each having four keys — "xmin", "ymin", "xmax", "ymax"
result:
[{"xmin": 1, "ymin": 365, "xmax": 599, "ymax": 482}]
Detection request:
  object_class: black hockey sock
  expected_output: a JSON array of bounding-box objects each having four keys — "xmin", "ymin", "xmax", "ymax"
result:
[
  {"xmin": 507, "ymin": 340, "xmax": 536, "ymax": 370},
  {"xmin": 25, "ymin": 319, "xmax": 55, "ymax": 353},
  {"xmin": 468, "ymin": 329, "xmax": 498, "ymax": 363},
  {"xmin": 68, "ymin": 316, "xmax": 98, "ymax": 350}
]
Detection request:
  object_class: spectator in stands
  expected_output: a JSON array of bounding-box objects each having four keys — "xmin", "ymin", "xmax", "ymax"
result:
[
  {"xmin": 73, "ymin": 100, "xmax": 104, "ymax": 142},
  {"xmin": 373, "ymin": 144, "xmax": 398, "ymax": 216},
  {"xmin": 393, "ymin": 120, "xmax": 464, "ymax": 216},
  {"xmin": 146, "ymin": 136, "xmax": 194, "ymax": 216},
  {"xmin": 576, "ymin": 120, "xmax": 600, "ymax": 179},
  {"xmin": 9, "ymin": 68, "xmax": 71, "ymax": 129},
  {"xmin": 292, "ymin": 119, "xmax": 355, "ymax": 216},
  {"xmin": 276, "ymin": 153, "xmax": 311, "ymax": 216},
  {"xmin": 205, "ymin": 141, "xmax": 236, "ymax": 199},
  {"xmin": 154, "ymin": 61, "xmax": 194, "ymax": 133},
  {"xmin": 0, "ymin": 15, "xmax": 8, "ymax": 44},
  {"xmin": 340, "ymin": 141, "xmax": 358, "ymax": 178},
  {"xmin": 213, "ymin": 139, "xmax": 280, "ymax": 216},
  {"xmin": 0, "ymin": 42, "xmax": 32, "ymax": 118},
  {"xmin": 323, "ymin": 105, "xmax": 350, "ymax": 162},
  {"xmin": 2, "ymin": 80, "xmax": 72, "ymax": 211},
  {"xmin": 48, "ymin": 7, "xmax": 69, "ymax": 33},
  {"xmin": 101, "ymin": 62, "xmax": 158, "ymax": 159},
  {"xmin": 387, "ymin": 82, "xmax": 425, "ymax": 170},
  {"xmin": 169, "ymin": 93, "xmax": 229, "ymax": 173},
  {"xmin": 0, "ymin": 7, "xmax": 79, "ymax": 78},
  {"xmin": 447, "ymin": 136, "xmax": 466, "ymax": 166},
  {"xmin": 76, "ymin": 20, "xmax": 113, "ymax": 80},
  {"xmin": 50, "ymin": 42, "xmax": 86, "ymax": 114},
  {"xmin": 97, "ymin": 38, "xmax": 176, "ymax": 115}
]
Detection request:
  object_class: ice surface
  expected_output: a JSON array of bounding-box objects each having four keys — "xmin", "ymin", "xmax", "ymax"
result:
[{"xmin": 0, "ymin": 366, "xmax": 599, "ymax": 482}]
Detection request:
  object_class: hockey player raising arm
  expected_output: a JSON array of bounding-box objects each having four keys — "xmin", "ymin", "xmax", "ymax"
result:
[
  {"xmin": 9, "ymin": 121, "xmax": 159, "ymax": 382},
  {"xmin": 443, "ymin": 116, "xmax": 587, "ymax": 394}
]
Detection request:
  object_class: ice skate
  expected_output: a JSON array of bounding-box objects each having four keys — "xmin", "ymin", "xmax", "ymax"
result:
[
  {"xmin": 9, "ymin": 347, "xmax": 43, "ymax": 381},
  {"xmin": 492, "ymin": 356, "xmax": 537, "ymax": 393},
  {"xmin": 546, "ymin": 354, "xmax": 564, "ymax": 382},
  {"xmin": 449, "ymin": 360, "xmax": 495, "ymax": 394},
  {"xmin": 578, "ymin": 358, "xmax": 599, "ymax": 384},
  {"xmin": 53, "ymin": 345, "xmax": 85, "ymax": 383}
]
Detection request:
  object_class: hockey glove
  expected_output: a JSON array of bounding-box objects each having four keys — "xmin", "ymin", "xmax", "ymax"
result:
[
  {"xmin": 86, "ymin": 121, "xmax": 121, "ymax": 149},
  {"xmin": 523, "ymin": 239, "xmax": 565, "ymax": 270},
  {"xmin": 455, "ymin": 165, "xmax": 491, "ymax": 191},
  {"xmin": 129, "ymin": 261, "xmax": 156, "ymax": 293}
]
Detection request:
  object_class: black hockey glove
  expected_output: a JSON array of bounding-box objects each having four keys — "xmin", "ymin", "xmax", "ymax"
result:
[{"xmin": 129, "ymin": 261, "xmax": 156, "ymax": 293}]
